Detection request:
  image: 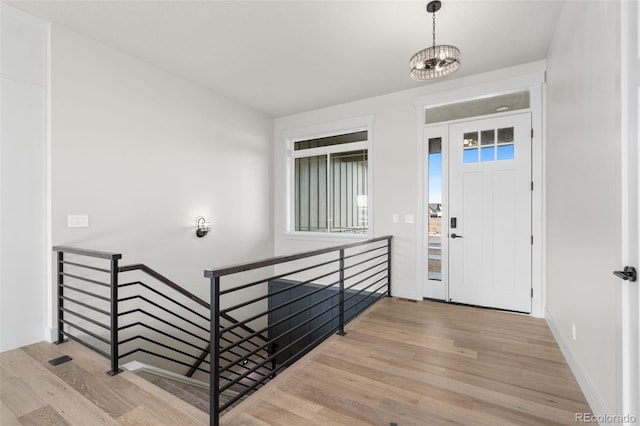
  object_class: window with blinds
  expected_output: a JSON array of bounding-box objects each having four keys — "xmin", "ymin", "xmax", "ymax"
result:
[{"xmin": 292, "ymin": 130, "xmax": 369, "ymax": 234}]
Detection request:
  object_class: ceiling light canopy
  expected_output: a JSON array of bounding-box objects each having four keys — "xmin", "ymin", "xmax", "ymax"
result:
[{"xmin": 410, "ymin": 1, "xmax": 460, "ymax": 81}]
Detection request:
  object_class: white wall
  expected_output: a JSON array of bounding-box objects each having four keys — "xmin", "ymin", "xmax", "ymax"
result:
[
  {"xmin": 545, "ymin": 0, "xmax": 619, "ymax": 415},
  {"xmin": 273, "ymin": 62, "xmax": 545, "ymax": 300},
  {"xmin": 0, "ymin": 5, "xmax": 49, "ymax": 352},
  {"xmin": 50, "ymin": 26, "xmax": 273, "ymax": 309}
]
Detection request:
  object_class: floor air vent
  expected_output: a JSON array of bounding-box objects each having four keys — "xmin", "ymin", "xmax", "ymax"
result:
[{"xmin": 48, "ymin": 355, "xmax": 72, "ymax": 366}]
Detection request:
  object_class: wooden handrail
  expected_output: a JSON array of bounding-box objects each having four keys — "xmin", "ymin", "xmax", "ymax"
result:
[
  {"xmin": 53, "ymin": 245, "xmax": 122, "ymax": 260},
  {"xmin": 118, "ymin": 262, "xmax": 270, "ymax": 378},
  {"xmin": 119, "ymin": 263, "xmax": 209, "ymax": 309},
  {"xmin": 205, "ymin": 235, "xmax": 392, "ymax": 278},
  {"xmin": 118, "ymin": 263, "xmax": 269, "ymax": 342}
]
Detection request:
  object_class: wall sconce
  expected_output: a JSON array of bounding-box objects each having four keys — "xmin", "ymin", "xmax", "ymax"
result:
[{"xmin": 195, "ymin": 216, "xmax": 211, "ymax": 238}]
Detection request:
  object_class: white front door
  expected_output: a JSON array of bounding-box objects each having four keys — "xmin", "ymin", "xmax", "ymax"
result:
[{"xmin": 448, "ymin": 113, "xmax": 532, "ymax": 312}]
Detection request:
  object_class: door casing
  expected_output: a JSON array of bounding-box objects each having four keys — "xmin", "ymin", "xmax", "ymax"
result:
[
  {"xmin": 617, "ymin": 0, "xmax": 639, "ymax": 419},
  {"xmin": 415, "ymin": 73, "xmax": 544, "ymax": 317}
]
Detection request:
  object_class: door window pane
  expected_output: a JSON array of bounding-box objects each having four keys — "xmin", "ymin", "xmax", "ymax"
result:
[
  {"xmin": 463, "ymin": 149, "xmax": 478, "ymax": 163},
  {"xmin": 497, "ymin": 127, "xmax": 514, "ymax": 144},
  {"xmin": 428, "ymin": 137, "xmax": 442, "ymax": 281},
  {"xmin": 463, "ymin": 132, "xmax": 478, "ymax": 148},
  {"xmin": 481, "ymin": 130, "xmax": 495, "ymax": 145},
  {"xmin": 497, "ymin": 144, "xmax": 515, "ymax": 160},
  {"xmin": 481, "ymin": 146, "xmax": 495, "ymax": 162},
  {"xmin": 459, "ymin": 127, "xmax": 516, "ymax": 163}
]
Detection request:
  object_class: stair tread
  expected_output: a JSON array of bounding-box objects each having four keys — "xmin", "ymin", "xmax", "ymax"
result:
[{"xmin": 151, "ymin": 378, "xmax": 210, "ymax": 414}]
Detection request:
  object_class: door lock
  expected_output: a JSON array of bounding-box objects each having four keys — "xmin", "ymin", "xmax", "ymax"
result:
[
  {"xmin": 613, "ymin": 266, "xmax": 637, "ymax": 282},
  {"xmin": 450, "ymin": 233, "xmax": 463, "ymax": 239}
]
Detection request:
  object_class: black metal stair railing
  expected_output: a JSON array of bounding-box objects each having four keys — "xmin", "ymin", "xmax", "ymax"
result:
[
  {"xmin": 54, "ymin": 235, "xmax": 393, "ymax": 425},
  {"xmin": 52, "ymin": 246, "xmax": 271, "ymax": 387},
  {"xmin": 205, "ymin": 235, "xmax": 393, "ymax": 426},
  {"xmin": 116, "ymin": 263, "xmax": 272, "ymax": 388},
  {"xmin": 53, "ymin": 246, "xmax": 122, "ymax": 375}
]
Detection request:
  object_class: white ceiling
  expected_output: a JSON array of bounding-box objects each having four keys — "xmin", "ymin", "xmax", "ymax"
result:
[{"xmin": 8, "ymin": 0, "xmax": 565, "ymax": 117}]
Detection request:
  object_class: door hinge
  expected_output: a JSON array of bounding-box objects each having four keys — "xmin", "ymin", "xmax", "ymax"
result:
[
  {"xmin": 531, "ymin": 181, "xmax": 534, "ymax": 191},
  {"xmin": 531, "ymin": 128, "xmax": 534, "ymax": 138},
  {"xmin": 531, "ymin": 288, "xmax": 534, "ymax": 298},
  {"xmin": 531, "ymin": 235, "xmax": 534, "ymax": 245}
]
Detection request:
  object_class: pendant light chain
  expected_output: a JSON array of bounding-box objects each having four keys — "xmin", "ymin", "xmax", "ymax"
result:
[{"xmin": 432, "ymin": 11, "xmax": 436, "ymax": 48}]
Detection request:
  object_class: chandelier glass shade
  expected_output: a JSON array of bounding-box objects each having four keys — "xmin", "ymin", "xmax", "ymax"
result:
[{"xmin": 410, "ymin": 1, "xmax": 460, "ymax": 81}]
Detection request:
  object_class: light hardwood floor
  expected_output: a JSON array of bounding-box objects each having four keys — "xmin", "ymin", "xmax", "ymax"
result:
[
  {"xmin": 222, "ymin": 298, "xmax": 591, "ymax": 425},
  {"xmin": 0, "ymin": 339, "xmax": 209, "ymax": 425},
  {"xmin": 1, "ymin": 298, "xmax": 592, "ymax": 425}
]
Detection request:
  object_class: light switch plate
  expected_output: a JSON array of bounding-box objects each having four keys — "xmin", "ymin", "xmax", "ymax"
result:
[
  {"xmin": 392, "ymin": 214, "xmax": 399, "ymax": 223},
  {"xmin": 405, "ymin": 214, "xmax": 415, "ymax": 224},
  {"xmin": 68, "ymin": 214, "xmax": 89, "ymax": 228}
]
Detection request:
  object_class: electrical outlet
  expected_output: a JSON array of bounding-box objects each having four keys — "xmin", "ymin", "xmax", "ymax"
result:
[
  {"xmin": 392, "ymin": 214, "xmax": 399, "ymax": 223},
  {"xmin": 571, "ymin": 322, "xmax": 576, "ymax": 341}
]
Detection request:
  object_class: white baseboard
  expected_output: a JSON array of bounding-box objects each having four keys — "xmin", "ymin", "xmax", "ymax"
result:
[
  {"xmin": 48, "ymin": 327, "xmax": 58, "ymax": 343},
  {"xmin": 545, "ymin": 307, "xmax": 609, "ymax": 420},
  {"xmin": 390, "ymin": 286, "xmax": 420, "ymax": 301}
]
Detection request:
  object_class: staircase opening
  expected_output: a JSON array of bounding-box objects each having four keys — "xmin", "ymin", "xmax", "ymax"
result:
[{"xmin": 52, "ymin": 235, "xmax": 393, "ymax": 424}]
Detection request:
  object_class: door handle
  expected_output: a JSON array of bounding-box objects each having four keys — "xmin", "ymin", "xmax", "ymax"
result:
[
  {"xmin": 450, "ymin": 233, "xmax": 463, "ymax": 239},
  {"xmin": 613, "ymin": 266, "xmax": 637, "ymax": 282}
]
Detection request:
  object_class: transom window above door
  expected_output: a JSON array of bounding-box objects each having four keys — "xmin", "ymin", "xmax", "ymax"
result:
[
  {"xmin": 463, "ymin": 127, "xmax": 515, "ymax": 163},
  {"xmin": 424, "ymin": 91, "xmax": 530, "ymax": 124}
]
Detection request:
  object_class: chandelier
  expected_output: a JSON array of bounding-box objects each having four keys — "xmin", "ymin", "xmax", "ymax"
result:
[{"xmin": 410, "ymin": 1, "xmax": 460, "ymax": 81}]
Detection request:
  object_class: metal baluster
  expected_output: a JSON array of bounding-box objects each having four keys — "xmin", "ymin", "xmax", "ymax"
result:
[
  {"xmin": 210, "ymin": 276, "xmax": 221, "ymax": 426},
  {"xmin": 108, "ymin": 255, "xmax": 122, "ymax": 376},
  {"xmin": 270, "ymin": 343, "xmax": 278, "ymax": 379},
  {"xmin": 55, "ymin": 251, "xmax": 66, "ymax": 344},
  {"xmin": 337, "ymin": 249, "xmax": 346, "ymax": 336},
  {"xmin": 387, "ymin": 237, "xmax": 393, "ymax": 297}
]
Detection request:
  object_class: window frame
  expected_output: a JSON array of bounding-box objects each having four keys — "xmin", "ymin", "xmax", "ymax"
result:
[{"xmin": 284, "ymin": 115, "xmax": 374, "ymax": 240}]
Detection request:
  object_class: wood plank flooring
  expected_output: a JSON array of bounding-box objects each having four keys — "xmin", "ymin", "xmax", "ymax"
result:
[
  {"xmin": 221, "ymin": 298, "xmax": 591, "ymax": 425},
  {"xmin": 0, "ymin": 340, "xmax": 209, "ymax": 425},
  {"xmin": 1, "ymin": 299, "xmax": 592, "ymax": 425}
]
